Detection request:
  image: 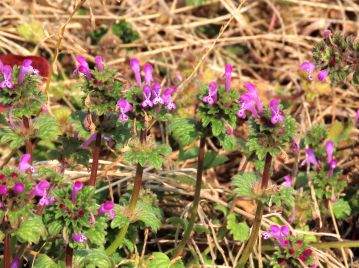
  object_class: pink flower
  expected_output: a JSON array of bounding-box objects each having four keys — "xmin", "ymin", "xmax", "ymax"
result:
[
  {"xmin": 73, "ymin": 56, "xmax": 91, "ymax": 80},
  {"xmin": 71, "ymin": 181, "xmax": 84, "ymax": 202},
  {"xmin": 325, "ymin": 141, "xmax": 334, "ymax": 163},
  {"xmin": 130, "ymin": 58, "xmax": 141, "ymax": 85},
  {"xmin": 98, "ymin": 200, "xmax": 115, "ymax": 220},
  {"xmin": 202, "ymin": 82, "xmax": 218, "ymax": 105},
  {"xmin": 95, "ymin": 55, "xmax": 104, "ymax": 72},
  {"xmin": 237, "ymin": 83, "xmax": 263, "ymax": 119},
  {"xmin": 162, "ymin": 88, "xmax": 176, "ymax": 111},
  {"xmin": 323, "ymin": 29, "xmax": 332, "ymax": 38},
  {"xmin": 14, "ymin": 182, "xmax": 25, "ymax": 193},
  {"xmin": 317, "ymin": 69, "xmax": 328, "ymax": 81},
  {"xmin": 18, "ymin": 154, "xmax": 35, "ymax": 173},
  {"xmin": 225, "ymin": 64, "xmax": 232, "ymax": 92},
  {"xmin": 18, "ymin": 59, "xmax": 39, "ymax": 85},
  {"xmin": 151, "ymin": 83, "xmax": 164, "ymax": 105},
  {"xmin": 31, "ymin": 180, "xmax": 50, "ymax": 197},
  {"xmin": 269, "ymin": 99, "xmax": 285, "ymax": 125},
  {"xmin": 300, "ymin": 61, "xmax": 316, "ymax": 81},
  {"xmin": 301, "ymin": 148, "xmax": 319, "ymax": 169},
  {"xmin": 0, "ymin": 65, "xmax": 13, "ymax": 89},
  {"xmin": 0, "ymin": 185, "xmax": 7, "ymax": 195},
  {"xmin": 281, "ymin": 175, "xmax": 292, "ymax": 187},
  {"xmin": 144, "ymin": 63, "xmax": 153, "ymax": 85},
  {"xmin": 142, "ymin": 85, "xmax": 153, "ymax": 108},
  {"xmin": 72, "ymin": 232, "xmax": 88, "ymax": 243},
  {"xmin": 117, "ymin": 99, "xmax": 132, "ymax": 122}
]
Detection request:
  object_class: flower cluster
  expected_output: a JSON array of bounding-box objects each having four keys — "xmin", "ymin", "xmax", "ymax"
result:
[
  {"xmin": 300, "ymin": 61, "xmax": 328, "ymax": 82},
  {"xmin": 0, "ymin": 59, "xmax": 39, "ymax": 90},
  {"xmin": 126, "ymin": 59, "xmax": 175, "ymax": 119},
  {"xmin": 0, "ymin": 171, "xmax": 25, "ymax": 203},
  {"xmin": 263, "ymin": 225, "xmax": 316, "ymax": 267}
]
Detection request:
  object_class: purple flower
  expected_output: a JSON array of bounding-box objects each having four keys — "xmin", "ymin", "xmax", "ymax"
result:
[
  {"xmin": 18, "ymin": 60, "xmax": 39, "ymax": 85},
  {"xmin": 73, "ymin": 56, "xmax": 91, "ymax": 80},
  {"xmin": 317, "ymin": 69, "xmax": 328, "ymax": 81},
  {"xmin": 98, "ymin": 200, "xmax": 115, "ymax": 220},
  {"xmin": 130, "ymin": 58, "xmax": 141, "ymax": 85},
  {"xmin": 71, "ymin": 181, "xmax": 84, "ymax": 202},
  {"xmin": 31, "ymin": 180, "xmax": 50, "ymax": 197},
  {"xmin": 0, "ymin": 65, "xmax": 13, "ymax": 89},
  {"xmin": 269, "ymin": 225, "xmax": 290, "ymax": 240},
  {"xmin": 262, "ymin": 231, "xmax": 271, "ymax": 240},
  {"xmin": 225, "ymin": 64, "xmax": 232, "ymax": 92},
  {"xmin": 10, "ymin": 257, "xmax": 20, "ymax": 268},
  {"xmin": 162, "ymin": 88, "xmax": 176, "ymax": 111},
  {"xmin": 117, "ymin": 99, "xmax": 132, "ymax": 122},
  {"xmin": 0, "ymin": 185, "xmax": 7, "ymax": 195},
  {"xmin": 281, "ymin": 175, "xmax": 292, "ymax": 187},
  {"xmin": 144, "ymin": 63, "xmax": 153, "ymax": 84},
  {"xmin": 81, "ymin": 133, "xmax": 97, "ymax": 149},
  {"xmin": 325, "ymin": 141, "xmax": 334, "ymax": 163},
  {"xmin": 202, "ymin": 82, "xmax": 218, "ymax": 105},
  {"xmin": 175, "ymin": 72, "xmax": 183, "ymax": 82},
  {"xmin": 237, "ymin": 83, "xmax": 263, "ymax": 119},
  {"xmin": 151, "ymin": 83, "xmax": 164, "ymax": 105},
  {"xmin": 142, "ymin": 85, "xmax": 153, "ymax": 107},
  {"xmin": 329, "ymin": 159, "xmax": 337, "ymax": 178},
  {"xmin": 301, "ymin": 148, "xmax": 319, "ymax": 168},
  {"xmin": 14, "ymin": 182, "xmax": 25, "ymax": 193},
  {"xmin": 18, "ymin": 154, "xmax": 35, "ymax": 173},
  {"xmin": 300, "ymin": 61, "xmax": 316, "ymax": 80},
  {"xmin": 291, "ymin": 138, "xmax": 300, "ymax": 154},
  {"xmin": 226, "ymin": 126, "xmax": 234, "ymax": 135},
  {"xmin": 95, "ymin": 56, "xmax": 104, "ymax": 72},
  {"xmin": 324, "ymin": 29, "xmax": 332, "ymax": 38},
  {"xmin": 72, "ymin": 232, "xmax": 88, "ymax": 243},
  {"xmin": 39, "ymin": 196, "xmax": 56, "ymax": 207},
  {"xmin": 269, "ymin": 99, "xmax": 285, "ymax": 125}
]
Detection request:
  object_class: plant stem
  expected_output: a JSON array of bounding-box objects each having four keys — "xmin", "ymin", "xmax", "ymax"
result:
[
  {"xmin": 172, "ymin": 136, "xmax": 206, "ymax": 258},
  {"xmin": 22, "ymin": 116, "xmax": 32, "ymax": 162},
  {"xmin": 105, "ymin": 129, "xmax": 147, "ymax": 256},
  {"xmin": 65, "ymin": 245, "xmax": 73, "ymax": 268},
  {"xmin": 4, "ymin": 233, "xmax": 11, "ymax": 268},
  {"xmin": 89, "ymin": 131, "xmax": 102, "ymax": 186},
  {"xmin": 236, "ymin": 153, "xmax": 272, "ymax": 267}
]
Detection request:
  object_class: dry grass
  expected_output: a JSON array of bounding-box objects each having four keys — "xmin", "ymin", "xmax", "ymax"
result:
[{"xmin": 0, "ymin": 0, "xmax": 358, "ymax": 267}]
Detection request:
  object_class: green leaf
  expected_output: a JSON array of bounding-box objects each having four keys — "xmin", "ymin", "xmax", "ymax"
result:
[
  {"xmin": 168, "ymin": 118, "xmax": 201, "ymax": 147},
  {"xmin": 111, "ymin": 214, "xmax": 130, "ymax": 229},
  {"xmin": 75, "ymin": 249, "xmax": 113, "ymax": 268},
  {"xmin": 204, "ymin": 152, "xmax": 228, "ymax": 169},
  {"xmin": 219, "ymin": 135, "xmax": 237, "ymax": 151},
  {"xmin": 148, "ymin": 252, "xmax": 185, "ymax": 268},
  {"xmin": 211, "ymin": 120, "xmax": 225, "ymax": 137},
  {"xmin": 15, "ymin": 215, "xmax": 46, "ymax": 243},
  {"xmin": 232, "ymin": 172, "xmax": 258, "ymax": 198},
  {"xmin": 47, "ymin": 221, "xmax": 63, "ymax": 236},
  {"xmin": 227, "ymin": 213, "xmax": 250, "ymax": 242},
  {"xmin": 332, "ymin": 199, "xmax": 351, "ymax": 219},
  {"xmin": 214, "ymin": 204, "xmax": 228, "ymax": 216},
  {"xmin": 0, "ymin": 128, "xmax": 25, "ymax": 149},
  {"xmin": 134, "ymin": 200, "xmax": 162, "ymax": 231},
  {"xmin": 34, "ymin": 114, "xmax": 61, "ymax": 142},
  {"xmin": 33, "ymin": 254, "xmax": 62, "ymax": 268}
]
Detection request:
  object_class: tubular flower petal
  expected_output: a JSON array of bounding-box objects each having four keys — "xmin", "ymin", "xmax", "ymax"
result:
[
  {"xmin": 71, "ymin": 181, "xmax": 84, "ymax": 202},
  {"xmin": 95, "ymin": 56, "xmax": 104, "ymax": 72},
  {"xmin": 162, "ymin": 88, "xmax": 176, "ymax": 111},
  {"xmin": 301, "ymin": 148, "xmax": 319, "ymax": 169},
  {"xmin": 282, "ymin": 175, "xmax": 292, "ymax": 187},
  {"xmin": 325, "ymin": 141, "xmax": 334, "ymax": 163},
  {"xmin": 130, "ymin": 58, "xmax": 141, "ymax": 85},
  {"xmin": 0, "ymin": 185, "xmax": 7, "ymax": 195},
  {"xmin": 237, "ymin": 83, "xmax": 263, "ymax": 118},
  {"xmin": 317, "ymin": 69, "xmax": 328, "ymax": 81},
  {"xmin": 142, "ymin": 85, "xmax": 153, "ymax": 107},
  {"xmin": 225, "ymin": 64, "xmax": 232, "ymax": 92},
  {"xmin": 14, "ymin": 182, "xmax": 25, "ymax": 193},
  {"xmin": 73, "ymin": 56, "xmax": 91, "ymax": 80},
  {"xmin": 0, "ymin": 65, "xmax": 13, "ymax": 89},
  {"xmin": 117, "ymin": 99, "xmax": 132, "ymax": 122},
  {"xmin": 31, "ymin": 180, "xmax": 50, "ymax": 197},
  {"xmin": 144, "ymin": 63, "xmax": 153, "ymax": 84},
  {"xmin": 98, "ymin": 201, "xmax": 115, "ymax": 220}
]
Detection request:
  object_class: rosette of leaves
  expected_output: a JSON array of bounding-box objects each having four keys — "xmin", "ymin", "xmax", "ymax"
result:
[
  {"xmin": 0, "ymin": 169, "xmax": 46, "ymax": 244},
  {"xmin": 197, "ymin": 85, "xmax": 240, "ymax": 151},
  {"xmin": 0, "ymin": 65, "xmax": 46, "ymax": 119},
  {"xmin": 313, "ymin": 31, "xmax": 359, "ymax": 85},
  {"xmin": 43, "ymin": 185, "xmax": 108, "ymax": 250},
  {"xmin": 246, "ymin": 108, "xmax": 296, "ymax": 160},
  {"xmin": 123, "ymin": 136, "xmax": 171, "ymax": 169}
]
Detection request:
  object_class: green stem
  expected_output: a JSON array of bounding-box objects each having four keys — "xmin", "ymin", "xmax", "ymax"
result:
[
  {"xmin": 172, "ymin": 137, "xmax": 206, "ymax": 258},
  {"xmin": 105, "ymin": 129, "xmax": 147, "ymax": 256},
  {"xmin": 22, "ymin": 116, "xmax": 32, "ymax": 162},
  {"xmin": 236, "ymin": 153, "xmax": 272, "ymax": 267}
]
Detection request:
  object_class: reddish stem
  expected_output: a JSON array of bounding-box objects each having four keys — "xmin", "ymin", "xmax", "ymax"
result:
[
  {"xmin": 65, "ymin": 245, "xmax": 73, "ymax": 268},
  {"xmin": 89, "ymin": 131, "xmax": 102, "ymax": 186},
  {"xmin": 4, "ymin": 233, "xmax": 11, "ymax": 268}
]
